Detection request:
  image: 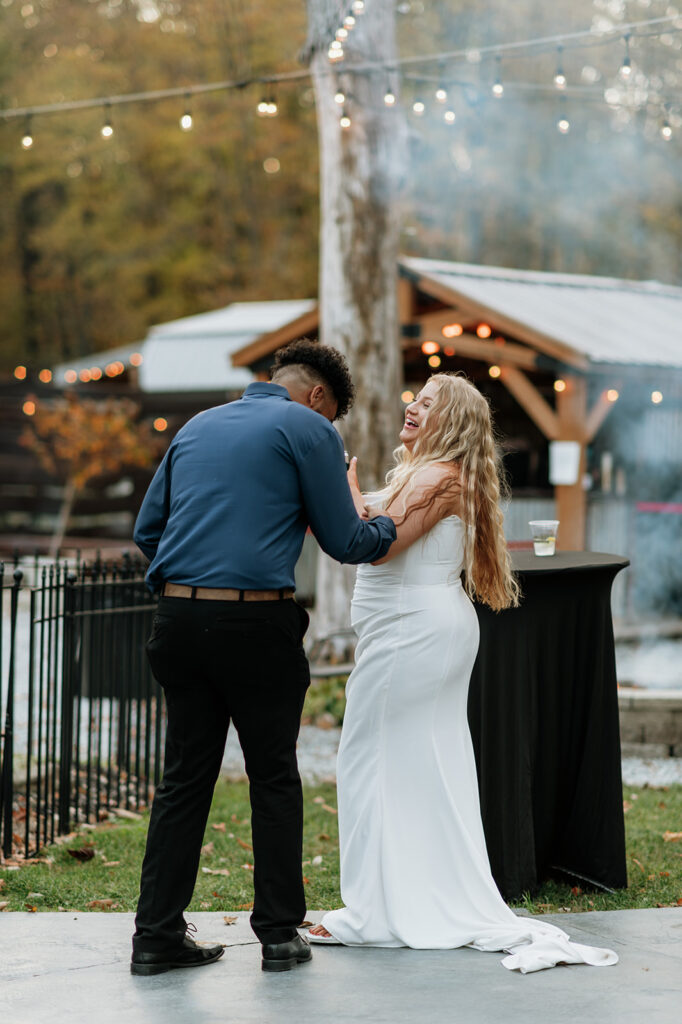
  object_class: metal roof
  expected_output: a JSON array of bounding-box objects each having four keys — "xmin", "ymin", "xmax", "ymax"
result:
[{"xmin": 401, "ymin": 257, "xmax": 682, "ymax": 369}]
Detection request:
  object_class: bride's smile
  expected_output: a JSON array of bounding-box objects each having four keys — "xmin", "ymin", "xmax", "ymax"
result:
[{"xmin": 398, "ymin": 379, "xmax": 439, "ymax": 449}]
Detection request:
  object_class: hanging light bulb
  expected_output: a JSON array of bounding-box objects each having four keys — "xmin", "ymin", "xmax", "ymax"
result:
[
  {"xmin": 619, "ymin": 34, "xmax": 632, "ymax": 79},
  {"xmin": 344, "ymin": 15, "xmax": 355, "ymax": 28},
  {"xmin": 412, "ymin": 99, "xmax": 425, "ymax": 115},
  {"xmin": 334, "ymin": 89, "xmax": 346, "ymax": 105},
  {"xmin": 100, "ymin": 104, "xmax": 113, "ymax": 138},
  {"xmin": 384, "ymin": 78, "xmax": 396, "ymax": 106},
  {"xmin": 661, "ymin": 109, "xmax": 672, "ymax": 141},
  {"xmin": 179, "ymin": 92, "xmax": 193, "ymax": 131},
  {"xmin": 21, "ymin": 116, "xmax": 33, "ymax": 149},
  {"xmin": 435, "ymin": 82, "xmax": 447, "ymax": 103},
  {"xmin": 267, "ymin": 95, "xmax": 278, "ymax": 117},
  {"xmin": 340, "ymin": 108, "xmax": 351, "ymax": 130},
  {"xmin": 351, "ymin": 0, "xmax": 365, "ymax": 14},
  {"xmin": 557, "ymin": 114, "xmax": 570, "ymax": 134},
  {"xmin": 553, "ymin": 45, "xmax": 567, "ymax": 90},
  {"xmin": 444, "ymin": 108, "xmax": 456, "ymax": 124},
  {"xmin": 336, "ymin": 27, "xmax": 348, "ymax": 41},
  {"xmin": 328, "ymin": 40, "xmax": 344, "ymax": 61},
  {"xmin": 257, "ymin": 97, "xmax": 270, "ymax": 116},
  {"xmin": 492, "ymin": 56, "xmax": 504, "ymax": 98}
]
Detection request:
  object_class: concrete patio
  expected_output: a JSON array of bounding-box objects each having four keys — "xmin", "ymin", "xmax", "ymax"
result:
[{"xmin": 2, "ymin": 907, "xmax": 681, "ymax": 1024}]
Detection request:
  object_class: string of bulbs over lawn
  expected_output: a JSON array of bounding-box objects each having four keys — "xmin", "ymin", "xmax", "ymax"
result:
[{"xmin": 3, "ymin": 8, "xmax": 681, "ymax": 149}]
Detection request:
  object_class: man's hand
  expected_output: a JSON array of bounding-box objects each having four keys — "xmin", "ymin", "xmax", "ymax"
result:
[{"xmin": 347, "ymin": 457, "xmax": 370, "ymax": 520}]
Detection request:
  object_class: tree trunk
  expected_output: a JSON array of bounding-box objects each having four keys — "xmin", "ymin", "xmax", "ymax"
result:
[
  {"xmin": 49, "ymin": 479, "xmax": 77, "ymax": 559},
  {"xmin": 305, "ymin": 0, "xmax": 406, "ymax": 639}
]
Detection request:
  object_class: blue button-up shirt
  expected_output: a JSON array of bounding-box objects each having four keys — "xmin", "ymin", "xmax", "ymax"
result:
[{"xmin": 134, "ymin": 383, "xmax": 396, "ymax": 592}]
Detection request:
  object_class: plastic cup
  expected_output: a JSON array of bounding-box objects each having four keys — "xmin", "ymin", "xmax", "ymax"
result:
[{"xmin": 529, "ymin": 520, "xmax": 559, "ymax": 556}]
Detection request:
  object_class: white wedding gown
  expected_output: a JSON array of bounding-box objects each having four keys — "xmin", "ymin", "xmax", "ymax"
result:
[{"xmin": 320, "ymin": 516, "xmax": 618, "ymax": 973}]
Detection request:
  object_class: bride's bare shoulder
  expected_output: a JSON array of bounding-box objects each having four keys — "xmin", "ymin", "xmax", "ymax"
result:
[{"xmin": 407, "ymin": 461, "xmax": 460, "ymax": 492}]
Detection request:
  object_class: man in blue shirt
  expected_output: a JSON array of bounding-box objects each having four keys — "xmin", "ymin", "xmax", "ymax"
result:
[{"xmin": 131, "ymin": 341, "xmax": 396, "ymax": 976}]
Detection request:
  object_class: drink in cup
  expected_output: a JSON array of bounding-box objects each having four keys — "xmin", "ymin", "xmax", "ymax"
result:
[{"xmin": 529, "ymin": 520, "xmax": 559, "ymax": 556}]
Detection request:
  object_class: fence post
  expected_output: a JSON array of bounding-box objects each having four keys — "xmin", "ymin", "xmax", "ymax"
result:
[
  {"xmin": 58, "ymin": 572, "xmax": 78, "ymax": 835},
  {"xmin": 0, "ymin": 569, "xmax": 23, "ymax": 858}
]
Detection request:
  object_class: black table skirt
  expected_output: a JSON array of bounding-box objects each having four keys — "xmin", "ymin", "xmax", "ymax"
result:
[{"xmin": 467, "ymin": 551, "xmax": 630, "ymax": 900}]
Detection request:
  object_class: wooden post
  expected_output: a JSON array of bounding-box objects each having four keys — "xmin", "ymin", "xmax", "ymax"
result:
[{"xmin": 555, "ymin": 374, "xmax": 587, "ymax": 550}]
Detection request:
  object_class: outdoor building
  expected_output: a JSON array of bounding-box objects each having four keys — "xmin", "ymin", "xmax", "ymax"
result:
[{"xmin": 231, "ymin": 258, "xmax": 682, "ymax": 617}]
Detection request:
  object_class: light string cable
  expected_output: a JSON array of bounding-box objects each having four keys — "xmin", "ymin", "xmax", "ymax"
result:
[{"xmin": 0, "ymin": 13, "xmax": 680, "ymax": 124}]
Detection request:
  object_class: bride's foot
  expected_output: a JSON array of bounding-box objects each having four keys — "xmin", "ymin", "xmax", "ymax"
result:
[{"xmin": 308, "ymin": 925, "xmax": 333, "ymax": 938}]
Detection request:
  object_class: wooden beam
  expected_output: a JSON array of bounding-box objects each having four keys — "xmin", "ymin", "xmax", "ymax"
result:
[
  {"xmin": 412, "ymin": 273, "xmax": 589, "ymax": 370},
  {"xmin": 408, "ymin": 331, "xmax": 539, "ymax": 371},
  {"xmin": 555, "ymin": 374, "xmax": 588, "ymax": 550},
  {"xmin": 398, "ymin": 276, "xmax": 415, "ymax": 324},
  {"xmin": 499, "ymin": 366, "xmax": 560, "ymax": 440},
  {"xmin": 231, "ymin": 306, "xmax": 320, "ymax": 367},
  {"xmin": 584, "ymin": 387, "xmax": 619, "ymax": 443}
]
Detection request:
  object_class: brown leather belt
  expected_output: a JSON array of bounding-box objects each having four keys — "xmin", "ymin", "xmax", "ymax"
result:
[{"xmin": 162, "ymin": 582, "xmax": 295, "ymax": 602}]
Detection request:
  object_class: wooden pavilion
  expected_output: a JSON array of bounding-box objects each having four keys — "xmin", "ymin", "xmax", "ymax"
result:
[{"xmin": 232, "ymin": 257, "xmax": 682, "ymax": 551}]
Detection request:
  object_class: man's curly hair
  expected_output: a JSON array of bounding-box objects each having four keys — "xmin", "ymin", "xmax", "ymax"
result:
[{"xmin": 270, "ymin": 339, "xmax": 355, "ymax": 419}]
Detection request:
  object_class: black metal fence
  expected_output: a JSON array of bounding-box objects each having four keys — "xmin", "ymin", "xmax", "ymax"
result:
[{"xmin": 0, "ymin": 555, "xmax": 164, "ymax": 859}]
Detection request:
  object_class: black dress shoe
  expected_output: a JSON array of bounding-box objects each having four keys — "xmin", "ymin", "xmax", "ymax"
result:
[
  {"xmin": 261, "ymin": 934, "xmax": 312, "ymax": 973},
  {"xmin": 131, "ymin": 935, "xmax": 225, "ymax": 976}
]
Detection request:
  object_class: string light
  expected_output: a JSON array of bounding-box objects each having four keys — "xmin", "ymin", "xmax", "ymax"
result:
[
  {"xmin": 130, "ymin": 352, "xmax": 144, "ymax": 366},
  {"xmin": 64, "ymin": 369, "xmax": 77, "ymax": 383},
  {"xmin": 343, "ymin": 15, "xmax": 356, "ymax": 29},
  {"xmin": 444, "ymin": 108, "xmax": 456, "ymax": 124},
  {"xmin": 328, "ymin": 41, "xmax": 344, "ymax": 62},
  {"xmin": 442, "ymin": 323, "xmax": 463, "ymax": 338},
  {"xmin": 257, "ymin": 98, "xmax": 270, "ymax": 116},
  {"xmin": 476, "ymin": 323, "xmax": 492, "ymax": 338},
  {"xmin": 21, "ymin": 116, "xmax": 33, "ymax": 149},
  {"xmin": 435, "ymin": 84, "xmax": 448, "ymax": 103},
  {"xmin": 606, "ymin": 388, "xmax": 619, "ymax": 402},
  {"xmin": 90, "ymin": 367, "xmax": 103, "ymax": 380},
  {"xmin": 14, "ymin": 365, "xmax": 27, "ymax": 380},
  {"xmin": 100, "ymin": 104, "xmax": 113, "ymax": 139},
  {"xmin": 428, "ymin": 355, "xmax": 442, "ymax": 367},
  {"xmin": 340, "ymin": 108, "xmax": 351, "ymax": 130},
  {"xmin": 661, "ymin": 109, "xmax": 672, "ymax": 140},
  {"xmin": 553, "ymin": 379, "xmax": 566, "ymax": 392},
  {"xmin": 553, "ymin": 45, "xmax": 567, "ymax": 90},
  {"xmin": 619, "ymin": 34, "xmax": 632, "ymax": 79},
  {"xmin": 488, "ymin": 365, "xmax": 502, "ymax": 378},
  {"xmin": 336, "ymin": 27, "xmax": 348, "ymax": 42},
  {"xmin": 492, "ymin": 57, "xmax": 504, "ymax": 98},
  {"xmin": 557, "ymin": 114, "xmax": 570, "ymax": 134},
  {"xmin": 38, "ymin": 369, "xmax": 52, "ymax": 383},
  {"xmin": 351, "ymin": 0, "xmax": 365, "ymax": 14},
  {"xmin": 179, "ymin": 93, "xmax": 193, "ymax": 131},
  {"xmin": 23, "ymin": 400, "xmax": 36, "ymax": 416},
  {"xmin": 401, "ymin": 390, "xmax": 414, "ymax": 403},
  {"xmin": 421, "ymin": 341, "xmax": 440, "ymax": 355},
  {"xmin": 443, "ymin": 346, "xmax": 456, "ymax": 357},
  {"xmin": 153, "ymin": 417, "xmax": 168, "ymax": 432},
  {"xmin": 412, "ymin": 99, "xmax": 425, "ymax": 115},
  {"xmin": 651, "ymin": 390, "xmax": 663, "ymax": 403},
  {"xmin": 334, "ymin": 90, "xmax": 346, "ymax": 105},
  {"xmin": 267, "ymin": 95, "xmax": 278, "ymax": 117},
  {"xmin": 384, "ymin": 76, "xmax": 397, "ymax": 107}
]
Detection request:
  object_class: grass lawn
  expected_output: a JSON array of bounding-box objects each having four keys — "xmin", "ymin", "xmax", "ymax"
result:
[{"xmin": 1, "ymin": 780, "xmax": 681, "ymax": 916}]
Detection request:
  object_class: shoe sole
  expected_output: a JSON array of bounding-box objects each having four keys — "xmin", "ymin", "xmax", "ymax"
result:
[
  {"xmin": 131, "ymin": 948, "xmax": 225, "ymax": 976},
  {"xmin": 261, "ymin": 952, "xmax": 313, "ymax": 973}
]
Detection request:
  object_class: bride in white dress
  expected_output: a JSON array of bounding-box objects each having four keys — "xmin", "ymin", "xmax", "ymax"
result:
[{"xmin": 309, "ymin": 373, "xmax": 618, "ymax": 973}]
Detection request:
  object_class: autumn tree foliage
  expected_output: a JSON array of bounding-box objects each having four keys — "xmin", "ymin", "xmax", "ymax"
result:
[{"xmin": 20, "ymin": 393, "xmax": 162, "ymax": 556}]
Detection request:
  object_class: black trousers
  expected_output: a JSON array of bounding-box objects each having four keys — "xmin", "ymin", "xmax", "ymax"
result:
[{"xmin": 132, "ymin": 596, "xmax": 311, "ymax": 951}]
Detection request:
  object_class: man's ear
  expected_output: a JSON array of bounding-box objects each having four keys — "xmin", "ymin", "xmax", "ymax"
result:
[{"xmin": 309, "ymin": 384, "xmax": 326, "ymax": 408}]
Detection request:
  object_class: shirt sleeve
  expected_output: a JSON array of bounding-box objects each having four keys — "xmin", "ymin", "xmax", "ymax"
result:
[
  {"xmin": 297, "ymin": 431, "xmax": 396, "ymax": 564},
  {"xmin": 133, "ymin": 448, "xmax": 173, "ymax": 562}
]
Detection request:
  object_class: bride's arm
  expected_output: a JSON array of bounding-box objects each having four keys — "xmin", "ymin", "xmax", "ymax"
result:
[{"xmin": 370, "ymin": 463, "xmax": 461, "ymax": 564}]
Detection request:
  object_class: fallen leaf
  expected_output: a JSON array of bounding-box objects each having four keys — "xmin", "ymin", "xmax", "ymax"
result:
[
  {"xmin": 223, "ymin": 915, "xmax": 238, "ymax": 925},
  {"xmin": 211, "ymin": 823, "xmax": 226, "ymax": 833},
  {"xmin": 237, "ymin": 901, "xmax": 254, "ymax": 910},
  {"xmin": 0, "ymin": 879, "xmax": 5, "ymax": 891},
  {"xmin": 201, "ymin": 842, "xmax": 215, "ymax": 857},
  {"xmin": 67, "ymin": 847, "xmax": 95, "ymax": 862},
  {"xmin": 231, "ymin": 815, "xmax": 247, "ymax": 824},
  {"xmin": 87, "ymin": 899, "xmax": 118, "ymax": 909},
  {"xmin": 623, "ymin": 800, "xmax": 633, "ymax": 813},
  {"xmin": 660, "ymin": 871, "xmax": 670, "ymax": 877},
  {"xmin": 571, "ymin": 886, "xmax": 582, "ymax": 896},
  {"xmin": 25, "ymin": 904, "xmax": 37, "ymax": 913},
  {"xmin": 317, "ymin": 833, "xmax": 330, "ymax": 842},
  {"xmin": 111, "ymin": 808, "xmax": 142, "ymax": 821},
  {"xmin": 321, "ymin": 804, "xmax": 337, "ymax": 815},
  {"xmin": 303, "ymin": 877, "xmax": 310, "ymax": 885},
  {"xmin": 242, "ymin": 863, "xmax": 254, "ymax": 871},
  {"xmin": 658, "ymin": 802, "xmax": 666, "ymax": 809},
  {"xmin": 312, "ymin": 797, "xmax": 324, "ymax": 805},
  {"xmin": 236, "ymin": 838, "xmax": 253, "ymax": 851},
  {"xmin": 103, "ymin": 861, "xmax": 120, "ymax": 868},
  {"xmin": 662, "ymin": 831, "xmax": 682, "ymax": 842},
  {"xmin": 201, "ymin": 867, "xmax": 231, "ymax": 876},
  {"xmin": 312, "ymin": 855, "xmax": 323, "ymax": 867},
  {"xmin": 648, "ymin": 874, "xmax": 656, "ymax": 880},
  {"xmin": 631, "ymin": 857, "xmax": 645, "ymax": 873},
  {"xmin": 677, "ymin": 898, "xmax": 682, "ymax": 906}
]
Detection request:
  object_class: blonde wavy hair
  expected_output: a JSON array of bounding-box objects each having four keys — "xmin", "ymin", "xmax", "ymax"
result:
[{"xmin": 381, "ymin": 372, "xmax": 519, "ymax": 611}]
